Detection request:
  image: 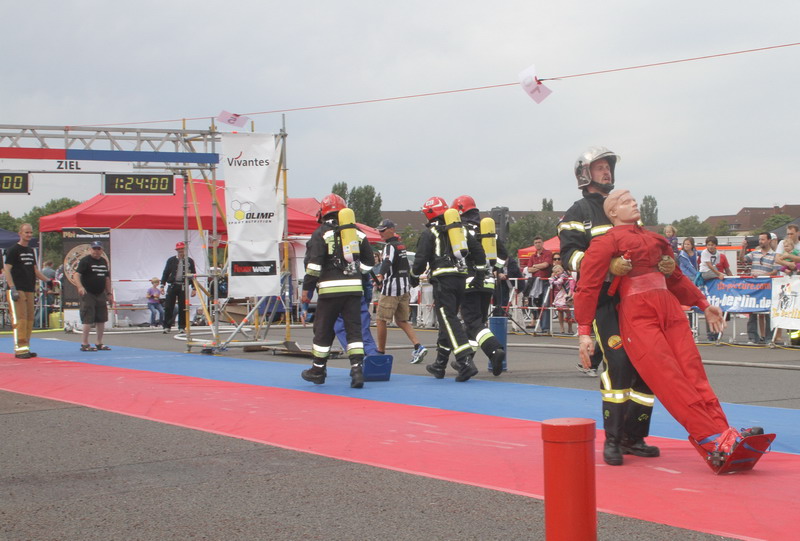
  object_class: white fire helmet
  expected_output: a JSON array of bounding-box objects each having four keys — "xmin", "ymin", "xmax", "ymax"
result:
[{"xmin": 574, "ymin": 146, "xmax": 621, "ymax": 189}]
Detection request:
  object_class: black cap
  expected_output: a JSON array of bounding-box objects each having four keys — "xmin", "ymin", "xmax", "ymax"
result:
[
  {"xmin": 90, "ymin": 241, "xmax": 103, "ymax": 249},
  {"xmin": 376, "ymin": 219, "xmax": 396, "ymax": 232}
]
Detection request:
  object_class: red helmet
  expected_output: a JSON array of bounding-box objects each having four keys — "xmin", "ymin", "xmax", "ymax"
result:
[
  {"xmin": 451, "ymin": 195, "xmax": 477, "ymax": 214},
  {"xmin": 175, "ymin": 242, "xmax": 185, "ymax": 250},
  {"xmin": 317, "ymin": 193, "xmax": 347, "ymax": 222},
  {"xmin": 421, "ymin": 196, "xmax": 448, "ymax": 220}
]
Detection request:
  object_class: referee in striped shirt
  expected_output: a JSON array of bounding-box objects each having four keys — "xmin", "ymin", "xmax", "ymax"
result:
[{"xmin": 374, "ymin": 219, "xmax": 428, "ymax": 364}]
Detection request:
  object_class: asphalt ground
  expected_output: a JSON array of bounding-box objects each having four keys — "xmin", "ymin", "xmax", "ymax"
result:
[{"xmin": 2, "ymin": 319, "xmax": 799, "ymax": 541}]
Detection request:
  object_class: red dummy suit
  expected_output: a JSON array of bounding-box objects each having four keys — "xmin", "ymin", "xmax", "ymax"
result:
[{"xmin": 573, "ymin": 223, "xmax": 734, "ymax": 449}]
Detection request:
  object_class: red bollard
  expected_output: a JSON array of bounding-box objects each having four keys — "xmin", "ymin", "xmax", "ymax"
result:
[{"xmin": 541, "ymin": 418, "xmax": 597, "ymax": 541}]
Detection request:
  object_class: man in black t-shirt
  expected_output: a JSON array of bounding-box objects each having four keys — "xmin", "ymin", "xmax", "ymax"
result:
[
  {"xmin": 75, "ymin": 241, "xmax": 113, "ymax": 352},
  {"xmin": 3, "ymin": 223, "xmax": 51, "ymax": 358}
]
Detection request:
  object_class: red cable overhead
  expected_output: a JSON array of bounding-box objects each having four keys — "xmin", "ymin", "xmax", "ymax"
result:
[{"xmin": 78, "ymin": 42, "xmax": 800, "ymax": 128}]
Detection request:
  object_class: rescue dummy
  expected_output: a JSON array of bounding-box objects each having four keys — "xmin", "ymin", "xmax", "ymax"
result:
[{"xmin": 573, "ymin": 189, "xmax": 774, "ymax": 473}]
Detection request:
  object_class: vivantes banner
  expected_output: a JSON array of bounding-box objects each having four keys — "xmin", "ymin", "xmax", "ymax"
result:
[{"xmin": 221, "ymin": 133, "xmax": 284, "ymax": 297}]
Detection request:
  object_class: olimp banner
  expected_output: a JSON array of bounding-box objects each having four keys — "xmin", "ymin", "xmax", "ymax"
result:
[{"xmin": 221, "ymin": 133, "xmax": 284, "ymax": 298}]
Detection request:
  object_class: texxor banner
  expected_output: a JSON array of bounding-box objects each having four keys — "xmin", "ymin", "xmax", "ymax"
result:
[{"xmin": 221, "ymin": 133, "xmax": 284, "ymax": 297}]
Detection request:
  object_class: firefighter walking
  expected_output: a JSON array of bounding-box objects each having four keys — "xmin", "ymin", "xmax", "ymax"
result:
[
  {"xmin": 451, "ymin": 195, "xmax": 507, "ymax": 376},
  {"xmin": 411, "ymin": 196, "xmax": 487, "ymax": 382},
  {"xmin": 301, "ymin": 194, "xmax": 374, "ymax": 388}
]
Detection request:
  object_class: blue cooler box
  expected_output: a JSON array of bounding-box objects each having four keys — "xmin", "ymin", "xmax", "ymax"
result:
[{"xmin": 363, "ymin": 354, "xmax": 393, "ymax": 381}]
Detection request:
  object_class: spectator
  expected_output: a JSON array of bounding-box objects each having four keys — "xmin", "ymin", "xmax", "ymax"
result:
[
  {"xmin": 678, "ymin": 237, "xmax": 699, "ymax": 281},
  {"xmin": 778, "ymin": 236, "xmax": 799, "ymax": 276},
  {"xmin": 700, "ymin": 236, "xmax": 732, "ymax": 281},
  {"xmin": 75, "ymin": 241, "xmax": 113, "ymax": 352},
  {"xmin": 700, "ymin": 236, "xmax": 733, "ymax": 341},
  {"xmin": 741, "ymin": 232, "xmax": 777, "ymax": 345},
  {"xmin": 160, "ymin": 242, "xmax": 197, "ymax": 333},
  {"xmin": 525, "ymin": 236, "xmax": 553, "ymax": 332},
  {"xmin": 146, "ymin": 277, "xmax": 164, "ymax": 328},
  {"xmin": 677, "ymin": 237, "xmax": 701, "ymax": 332},
  {"xmin": 663, "ymin": 225, "xmax": 679, "ymax": 256},
  {"xmin": 549, "ymin": 261, "xmax": 575, "ymax": 334},
  {"xmin": 775, "ymin": 224, "xmax": 800, "ymax": 274}
]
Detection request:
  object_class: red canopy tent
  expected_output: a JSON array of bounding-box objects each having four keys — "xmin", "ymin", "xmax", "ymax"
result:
[
  {"xmin": 39, "ymin": 182, "xmax": 380, "ymax": 241},
  {"xmin": 517, "ymin": 236, "xmax": 560, "ymax": 260}
]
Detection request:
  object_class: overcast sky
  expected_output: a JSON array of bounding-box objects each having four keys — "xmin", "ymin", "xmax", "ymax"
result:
[{"xmin": 3, "ymin": 1, "xmax": 799, "ymax": 224}]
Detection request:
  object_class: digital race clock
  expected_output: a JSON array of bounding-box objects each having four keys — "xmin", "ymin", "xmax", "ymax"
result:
[
  {"xmin": 0, "ymin": 172, "xmax": 30, "ymax": 194},
  {"xmin": 103, "ymin": 174, "xmax": 175, "ymax": 195}
]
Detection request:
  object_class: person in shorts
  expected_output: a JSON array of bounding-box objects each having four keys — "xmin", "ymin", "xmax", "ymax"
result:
[
  {"xmin": 75, "ymin": 241, "xmax": 113, "ymax": 351},
  {"xmin": 374, "ymin": 219, "xmax": 427, "ymax": 364}
]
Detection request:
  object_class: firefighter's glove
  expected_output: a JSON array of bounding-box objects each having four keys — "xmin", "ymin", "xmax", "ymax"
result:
[
  {"xmin": 409, "ymin": 275, "xmax": 420, "ymax": 288},
  {"xmin": 469, "ymin": 271, "xmax": 486, "ymax": 289},
  {"xmin": 10, "ymin": 287, "xmax": 20, "ymax": 302},
  {"xmin": 609, "ymin": 256, "xmax": 632, "ymax": 277},
  {"xmin": 657, "ymin": 255, "xmax": 676, "ymax": 276}
]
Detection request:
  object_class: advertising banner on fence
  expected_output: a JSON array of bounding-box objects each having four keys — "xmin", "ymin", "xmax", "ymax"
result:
[
  {"xmin": 703, "ymin": 277, "xmax": 771, "ymax": 313},
  {"xmin": 771, "ymin": 276, "xmax": 800, "ymax": 330},
  {"xmin": 61, "ymin": 228, "xmax": 111, "ymax": 309},
  {"xmin": 221, "ymin": 133, "xmax": 284, "ymax": 298}
]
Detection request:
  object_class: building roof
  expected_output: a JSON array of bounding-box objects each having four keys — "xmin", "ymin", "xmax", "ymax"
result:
[{"xmin": 704, "ymin": 205, "xmax": 800, "ymax": 233}]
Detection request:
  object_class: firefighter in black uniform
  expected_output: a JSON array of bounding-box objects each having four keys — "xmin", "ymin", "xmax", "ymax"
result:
[
  {"xmin": 411, "ymin": 196, "xmax": 487, "ymax": 382},
  {"xmin": 451, "ymin": 195, "xmax": 508, "ymax": 376},
  {"xmin": 301, "ymin": 194, "xmax": 375, "ymax": 389},
  {"xmin": 558, "ymin": 146, "xmax": 660, "ymax": 465}
]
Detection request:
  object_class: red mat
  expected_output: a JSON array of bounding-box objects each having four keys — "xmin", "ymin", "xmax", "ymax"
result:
[{"xmin": 2, "ymin": 356, "xmax": 798, "ymax": 540}]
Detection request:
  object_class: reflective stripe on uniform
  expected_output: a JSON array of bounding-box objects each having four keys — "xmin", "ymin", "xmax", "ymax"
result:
[
  {"xmin": 306, "ymin": 262, "xmax": 322, "ymax": 276},
  {"xmin": 591, "ymin": 224, "xmax": 613, "ymax": 237},
  {"xmin": 601, "ymin": 389, "xmax": 631, "ymax": 404},
  {"xmin": 569, "ymin": 250, "xmax": 585, "ymax": 272},
  {"xmin": 432, "ymin": 266, "xmax": 465, "ymax": 276},
  {"xmin": 319, "ymin": 285, "xmax": 363, "ymax": 295},
  {"xmin": 319, "ymin": 278, "xmax": 363, "ymax": 287},
  {"xmin": 7, "ymin": 291, "xmax": 24, "ymax": 352},
  {"xmin": 439, "ymin": 306, "xmax": 471, "ymax": 355},
  {"xmin": 312, "ymin": 343, "xmax": 331, "ymax": 359},
  {"xmin": 558, "ymin": 221, "xmax": 584, "ymax": 233},
  {"xmin": 629, "ymin": 390, "xmax": 656, "ymax": 407},
  {"xmin": 476, "ymin": 328, "xmax": 494, "ymax": 346}
]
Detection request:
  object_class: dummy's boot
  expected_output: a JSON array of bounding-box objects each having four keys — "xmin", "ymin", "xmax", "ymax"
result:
[
  {"xmin": 603, "ymin": 435, "xmax": 624, "ymax": 466},
  {"xmin": 740, "ymin": 426, "xmax": 764, "ymax": 438},
  {"xmin": 452, "ymin": 353, "xmax": 479, "ymax": 382},
  {"xmin": 426, "ymin": 350, "xmax": 449, "ymax": 379},
  {"xmin": 690, "ymin": 426, "xmax": 775, "ymax": 474},
  {"xmin": 620, "ymin": 436, "xmax": 660, "ymax": 458},
  {"xmin": 301, "ymin": 361, "xmax": 327, "ymax": 385}
]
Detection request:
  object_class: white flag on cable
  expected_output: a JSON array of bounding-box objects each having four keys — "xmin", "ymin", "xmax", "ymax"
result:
[{"xmin": 221, "ymin": 132, "xmax": 284, "ymax": 297}]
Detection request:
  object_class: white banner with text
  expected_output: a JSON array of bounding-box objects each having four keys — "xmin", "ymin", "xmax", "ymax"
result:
[{"xmin": 221, "ymin": 133, "xmax": 284, "ymax": 297}]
